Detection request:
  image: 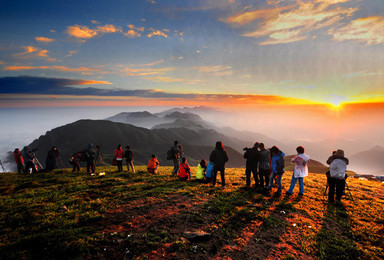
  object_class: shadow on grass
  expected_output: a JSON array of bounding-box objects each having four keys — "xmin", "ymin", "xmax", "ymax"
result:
[{"xmin": 316, "ymin": 202, "xmax": 361, "ymax": 259}]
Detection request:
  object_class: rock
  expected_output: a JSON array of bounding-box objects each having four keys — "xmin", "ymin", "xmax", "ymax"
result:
[{"xmin": 182, "ymin": 231, "xmax": 212, "ymax": 242}]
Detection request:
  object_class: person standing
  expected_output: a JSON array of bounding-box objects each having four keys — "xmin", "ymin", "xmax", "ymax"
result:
[
  {"xmin": 210, "ymin": 141, "xmax": 229, "ymax": 188},
  {"xmin": 286, "ymin": 146, "xmax": 310, "ymax": 196},
  {"xmin": 114, "ymin": 144, "xmax": 124, "ymax": 172},
  {"xmin": 258, "ymin": 143, "xmax": 270, "ymax": 189},
  {"xmin": 124, "ymin": 145, "xmax": 135, "ymax": 172},
  {"xmin": 171, "ymin": 141, "xmax": 182, "ymax": 176},
  {"xmin": 326, "ymin": 149, "xmax": 349, "ymax": 203},
  {"xmin": 266, "ymin": 146, "xmax": 285, "ymax": 195},
  {"xmin": 69, "ymin": 152, "xmax": 81, "ymax": 173},
  {"xmin": 21, "ymin": 146, "xmax": 37, "ymax": 174},
  {"xmin": 13, "ymin": 148, "xmax": 24, "ymax": 173},
  {"xmin": 243, "ymin": 142, "xmax": 260, "ymax": 188},
  {"xmin": 85, "ymin": 144, "xmax": 96, "ymax": 174},
  {"xmin": 46, "ymin": 146, "xmax": 60, "ymax": 172}
]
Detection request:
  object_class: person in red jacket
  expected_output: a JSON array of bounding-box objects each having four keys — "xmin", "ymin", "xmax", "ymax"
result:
[
  {"xmin": 147, "ymin": 154, "xmax": 159, "ymax": 174},
  {"xmin": 178, "ymin": 157, "xmax": 191, "ymax": 181},
  {"xmin": 14, "ymin": 148, "xmax": 24, "ymax": 173},
  {"xmin": 114, "ymin": 144, "xmax": 124, "ymax": 172}
]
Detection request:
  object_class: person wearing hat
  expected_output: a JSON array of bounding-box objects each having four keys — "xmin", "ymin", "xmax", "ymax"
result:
[
  {"xmin": 326, "ymin": 149, "xmax": 349, "ymax": 203},
  {"xmin": 243, "ymin": 142, "xmax": 261, "ymax": 188}
]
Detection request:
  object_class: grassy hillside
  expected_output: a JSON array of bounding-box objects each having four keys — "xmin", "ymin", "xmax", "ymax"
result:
[{"xmin": 0, "ymin": 166, "xmax": 383, "ymax": 259}]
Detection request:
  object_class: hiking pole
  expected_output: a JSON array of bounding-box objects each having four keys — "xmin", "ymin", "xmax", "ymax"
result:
[
  {"xmin": 35, "ymin": 157, "xmax": 44, "ymax": 171},
  {"xmin": 0, "ymin": 160, "xmax": 7, "ymax": 173}
]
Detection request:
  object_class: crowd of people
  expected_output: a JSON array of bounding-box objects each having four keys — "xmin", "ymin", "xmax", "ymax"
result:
[{"xmin": 13, "ymin": 140, "xmax": 350, "ymax": 204}]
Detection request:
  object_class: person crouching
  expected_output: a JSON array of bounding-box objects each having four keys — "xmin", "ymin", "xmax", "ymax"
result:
[{"xmin": 147, "ymin": 154, "xmax": 159, "ymax": 174}]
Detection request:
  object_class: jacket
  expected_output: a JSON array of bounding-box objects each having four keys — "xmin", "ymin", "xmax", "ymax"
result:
[
  {"xmin": 292, "ymin": 153, "xmax": 310, "ymax": 178},
  {"xmin": 196, "ymin": 163, "xmax": 205, "ymax": 180},
  {"xmin": 271, "ymin": 151, "xmax": 285, "ymax": 174},
  {"xmin": 147, "ymin": 158, "xmax": 159, "ymax": 169},
  {"xmin": 115, "ymin": 148, "xmax": 124, "ymax": 159},
  {"xmin": 206, "ymin": 162, "xmax": 214, "ymax": 178},
  {"xmin": 124, "ymin": 149, "xmax": 134, "ymax": 161},
  {"xmin": 178, "ymin": 162, "xmax": 191, "ymax": 178},
  {"xmin": 210, "ymin": 149, "xmax": 229, "ymax": 170},
  {"xmin": 259, "ymin": 149, "xmax": 270, "ymax": 170},
  {"xmin": 244, "ymin": 147, "xmax": 260, "ymax": 167}
]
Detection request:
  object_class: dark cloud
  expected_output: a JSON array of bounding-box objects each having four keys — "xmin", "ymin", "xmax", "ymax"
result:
[{"xmin": 0, "ymin": 76, "xmax": 196, "ymax": 98}]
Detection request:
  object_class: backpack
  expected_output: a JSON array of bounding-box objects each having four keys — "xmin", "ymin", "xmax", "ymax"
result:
[
  {"xmin": 276, "ymin": 155, "xmax": 285, "ymax": 173},
  {"xmin": 329, "ymin": 159, "xmax": 347, "ymax": 179},
  {"xmin": 167, "ymin": 149, "xmax": 173, "ymax": 160}
]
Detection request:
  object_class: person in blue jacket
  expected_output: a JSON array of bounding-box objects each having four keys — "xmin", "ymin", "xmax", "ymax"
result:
[
  {"xmin": 266, "ymin": 146, "xmax": 285, "ymax": 195},
  {"xmin": 204, "ymin": 161, "xmax": 214, "ymax": 184}
]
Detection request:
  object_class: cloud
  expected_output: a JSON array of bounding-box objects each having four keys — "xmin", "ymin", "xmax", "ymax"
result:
[
  {"xmin": 225, "ymin": 0, "xmax": 357, "ymax": 45},
  {"xmin": 124, "ymin": 30, "xmax": 141, "ymax": 38},
  {"xmin": 120, "ymin": 66, "xmax": 175, "ymax": 76},
  {"xmin": 96, "ymin": 24, "xmax": 122, "ymax": 33},
  {"xmin": 66, "ymin": 25, "xmax": 98, "ymax": 39},
  {"xmin": 3, "ymin": 65, "xmax": 100, "ymax": 72},
  {"xmin": 0, "ymin": 76, "xmax": 112, "ymax": 95},
  {"xmin": 0, "ymin": 76, "xmax": 309, "ymax": 106},
  {"xmin": 147, "ymin": 30, "xmax": 168, "ymax": 38},
  {"xmin": 35, "ymin": 37, "xmax": 55, "ymax": 43},
  {"xmin": 14, "ymin": 46, "xmax": 56, "ymax": 61},
  {"xmin": 65, "ymin": 50, "xmax": 79, "ymax": 57},
  {"xmin": 329, "ymin": 16, "xmax": 384, "ymax": 45}
]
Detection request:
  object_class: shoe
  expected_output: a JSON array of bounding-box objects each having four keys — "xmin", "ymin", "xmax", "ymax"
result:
[
  {"xmin": 298, "ymin": 193, "xmax": 304, "ymax": 197},
  {"xmin": 221, "ymin": 186, "xmax": 225, "ymax": 189},
  {"xmin": 286, "ymin": 191, "xmax": 292, "ymax": 196}
]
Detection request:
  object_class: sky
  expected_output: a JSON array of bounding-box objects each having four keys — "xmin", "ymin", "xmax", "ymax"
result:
[
  {"xmin": 1, "ymin": 0, "xmax": 383, "ymax": 108},
  {"xmin": 1, "ymin": 0, "xmax": 384, "ymax": 168}
]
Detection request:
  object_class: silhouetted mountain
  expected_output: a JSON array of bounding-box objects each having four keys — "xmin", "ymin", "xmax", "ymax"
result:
[
  {"xmin": 27, "ymin": 119, "xmax": 246, "ymax": 170},
  {"xmin": 154, "ymin": 106, "xmax": 219, "ymax": 117},
  {"xmin": 349, "ymin": 146, "xmax": 384, "ymax": 175}
]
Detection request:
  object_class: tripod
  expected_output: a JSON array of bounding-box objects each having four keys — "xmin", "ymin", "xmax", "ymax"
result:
[
  {"xmin": 0, "ymin": 160, "xmax": 7, "ymax": 173},
  {"xmin": 34, "ymin": 157, "xmax": 44, "ymax": 171}
]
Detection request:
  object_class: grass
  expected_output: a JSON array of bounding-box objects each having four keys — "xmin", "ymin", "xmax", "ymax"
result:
[{"xmin": 0, "ymin": 165, "xmax": 383, "ymax": 259}]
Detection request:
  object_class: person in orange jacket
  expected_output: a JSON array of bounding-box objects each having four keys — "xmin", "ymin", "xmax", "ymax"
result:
[
  {"xmin": 147, "ymin": 154, "xmax": 159, "ymax": 174},
  {"xmin": 178, "ymin": 157, "xmax": 191, "ymax": 181}
]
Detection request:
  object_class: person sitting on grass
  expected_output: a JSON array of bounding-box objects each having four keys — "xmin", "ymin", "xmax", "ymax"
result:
[
  {"xmin": 178, "ymin": 157, "xmax": 191, "ymax": 181},
  {"xmin": 204, "ymin": 161, "xmax": 214, "ymax": 184},
  {"xmin": 195, "ymin": 159, "xmax": 207, "ymax": 182},
  {"xmin": 147, "ymin": 154, "xmax": 159, "ymax": 174}
]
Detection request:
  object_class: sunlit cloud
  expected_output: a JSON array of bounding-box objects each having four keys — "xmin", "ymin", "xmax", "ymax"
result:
[
  {"xmin": 66, "ymin": 25, "xmax": 98, "ymax": 39},
  {"xmin": 194, "ymin": 65, "xmax": 232, "ymax": 73},
  {"xmin": 3, "ymin": 65, "xmax": 100, "ymax": 72},
  {"xmin": 96, "ymin": 24, "xmax": 122, "ymax": 33},
  {"xmin": 65, "ymin": 50, "xmax": 79, "ymax": 57},
  {"xmin": 144, "ymin": 76, "xmax": 183, "ymax": 82},
  {"xmin": 329, "ymin": 16, "xmax": 384, "ymax": 45},
  {"xmin": 124, "ymin": 30, "xmax": 141, "ymax": 38},
  {"xmin": 147, "ymin": 30, "xmax": 168, "ymax": 38},
  {"xmin": 225, "ymin": 0, "xmax": 357, "ymax": 45},
  {"xmin": 91, "ymin": 20, "xmax": 100, "ymax": 24},
  {"xmin": 15, "ymin": 46, "xmax": 38, "ymax": 56},
  {"xmin": 14, "ymin": 46, "xmax": 55, "ymax": 61},
  {"xmin": 35, "ymin": 37, "xmax": 55, "ymax": 43}
]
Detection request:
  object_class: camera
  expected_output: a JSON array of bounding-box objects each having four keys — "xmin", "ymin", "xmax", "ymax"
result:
[{"xmin": 31, "ymin": 148, "xmax": 38, "ymax": 152}]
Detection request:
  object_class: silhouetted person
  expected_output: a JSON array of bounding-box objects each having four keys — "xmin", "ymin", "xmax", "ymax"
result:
[
  {"xmin": 14, "ymin": 148, "xmax": 24, "ymax": 173},
  {"xmin": 69, "ymin": 152, "xmax": 81, "ymax": 173},
  {"xmin": 22, "ymin": 146, "xmax": 37, "ymax": 174},
  {"xmin": 210, "ymin": 141, "xmax": 229, "ymax": 188},
  {"xmin": 326, "ymin": 149, "xmax": 349, "ymax": 203},
  {"xmin": 244, "ymin": 142, "xmax": 260, "ymax": 188},
  {"xmin": 125, "ymin": 146, "xmax": 135, "ymax": 172},
  {"xmin": 258, "ymin": 143, "xmax": 270, "ymax": 189},
  {"xmin": 46, "ymin": 146, "xmax": 60, "ymax": 171},
  {"xmin": 171, "ymin": 141, "xmax": 182, "ymax": 176},
  {"xmin": 85, "ymin": 144, "xmax": 96, "ymax": 174}
]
